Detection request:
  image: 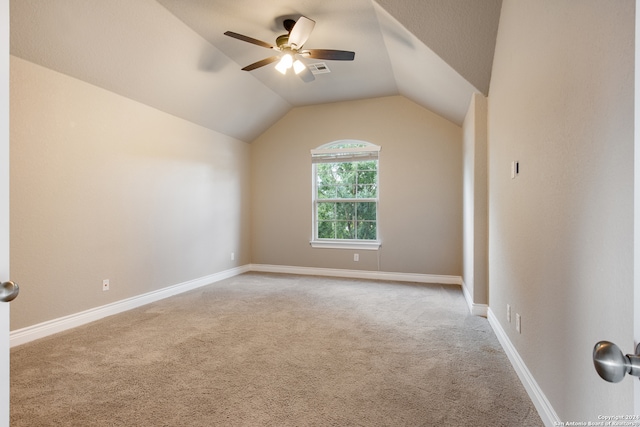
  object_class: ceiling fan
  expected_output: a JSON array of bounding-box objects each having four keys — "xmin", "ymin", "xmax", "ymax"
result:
[{"xmin": 224, "ymin": 16, "xmax": 355, "ymax": 83}]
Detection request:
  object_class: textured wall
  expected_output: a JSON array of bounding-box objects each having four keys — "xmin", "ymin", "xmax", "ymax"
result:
[
  {"xmin": 375, "ymin": 0, "xmax": 502, "ymax": 95},
  {"xmin": 489, "ymin": 0, "xmax": 634, "ymax": 420},
  {"xmin": 251, "ymin": 96, "xmax": 463, "ymax": 276},
  {"xmin": 10, "ymin": 57, "xmax": 251, "ymax": 330}
]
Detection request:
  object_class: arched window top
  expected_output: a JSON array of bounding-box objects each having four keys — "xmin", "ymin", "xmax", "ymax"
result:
[
  {"xmin": 311, "ymin": 140, "xmax": 380, "ymax": 164},
  {"xmin": 315, "ymin": 139, "xmax": 379, "ymax": 151}
]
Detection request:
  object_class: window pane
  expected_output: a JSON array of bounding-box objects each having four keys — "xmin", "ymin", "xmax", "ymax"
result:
[
  {"xmin": 336, "ymin": 163, "xmax": 356, "ymax": 184},
  {"xmin": 357, "ymin": 170, "xmax": 376, "ymax": 184},
  {"xmin": 317, "ymin": 202, "xmax": 335, "ymax": 220},
  {"xmin": 356, "ymin": 184, "xmax": 377, "ymax": 198},
  {"xmin": 337, "ymin": 185, "xmax": 356, "ymax": 198},
  {"xmin": 357, "ymin": 221, "xmax": 377, "ymax": 240},
  {"xmin": 357, "ymin": 160, "xmax": 377, "ymax": 171},
  {"xmin": 318, "ymin": 221, "xmax": 335, "ymax": 239},
  {"xmin": 335, "ymin": 202, "xmax": 355, "ymax": 220},
  {"xmin": 317, "ymin": 164, "xmax": 340, "ymax": 190},
  {"xmin": 356, "ymin": 202, "xmax": 376, "ymax": 221},
  {"xmin": 336, "ymin": 221, "xmax": 356, "ymax": 239},
  {"xmin": 317, "ymin": 185, "xmax": 336, "ymax": 199}
]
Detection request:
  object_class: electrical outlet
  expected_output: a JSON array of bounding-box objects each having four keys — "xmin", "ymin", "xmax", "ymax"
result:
[
  {"xmin": 507, "ymin": 304, "xmax": 511, "ymax": 323},
  {"xmin": 102, "ymin": 279, "xmax": 110, "ymax": 292},
  {"xmin": 231, "ymin": 252, "xmax": 235, "ymax": 261},
  {"xmin": 516, "ymin": 313, "xmax": 521, "ymax": 333},
  {"xmin": 354, "ymin": 253, "xmax": 359, "ymax": 262}
]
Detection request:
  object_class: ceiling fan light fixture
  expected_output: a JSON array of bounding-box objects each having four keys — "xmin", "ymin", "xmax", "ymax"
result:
[
  {"xmin": 275, "ymin": 53, "xmax": 293, "ymax": 74},
  {"xmin": 224, "ymin": 16, "xmax": 355, "ymax": 83},
  {"xmin": 293, "ymin": 59, "xmax": 306, "ymax": 75}
]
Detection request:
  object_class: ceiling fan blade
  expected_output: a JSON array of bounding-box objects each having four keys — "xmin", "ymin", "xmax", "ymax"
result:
[
  {"xmin": 302, "ymin": 49, "xmax": 355, "ymax": 61},
  {"xmin": 224, "ymin": 31, "xmax": 275, "ymax": 50},
  {"xmin": 288, "ymin": 16, "xmax": 315, "ymax": 48},
  {"xmin": 297, "ymin": 65, "xmax": 315, "ymax": 83},
  {"xmin": 241, "ymin": 56, "xmax": 280, "ymax": 71}
]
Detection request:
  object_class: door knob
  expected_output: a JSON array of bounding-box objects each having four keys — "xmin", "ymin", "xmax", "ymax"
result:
[
  {"xmin": 0, "ymin": 281, "xmax": 19, "ymax": 302},
  {"xmin": 593, "ymin": 341, "xmax": 640, "ymax": 383}
]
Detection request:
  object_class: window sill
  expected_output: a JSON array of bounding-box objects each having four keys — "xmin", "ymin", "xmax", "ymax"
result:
[{"xmin": 310, "ymin": 240, "xmax": 381, "ymax": 250}]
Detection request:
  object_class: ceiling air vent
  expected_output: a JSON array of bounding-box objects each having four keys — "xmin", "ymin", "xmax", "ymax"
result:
[{"xmin": 308, "ymin": 63, "xmax": 331, "ymax": 75}]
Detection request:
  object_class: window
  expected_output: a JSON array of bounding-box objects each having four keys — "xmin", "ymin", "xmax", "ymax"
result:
[{"xmin": 311, "ymin": 141, "xmax": 381, "ymax": 250}]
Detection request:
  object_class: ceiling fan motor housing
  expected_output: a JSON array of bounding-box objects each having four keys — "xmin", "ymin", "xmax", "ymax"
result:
[
  {"xmin": 283, "ymin": 19, "xmax": 296, "ymax": 32},
  {"xmin": 276, "ymin": 34, "xmax": 289, "ymax": 48}
]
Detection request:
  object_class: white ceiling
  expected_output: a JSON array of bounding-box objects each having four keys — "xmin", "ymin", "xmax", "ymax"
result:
[{"xmin": 10, "ymin": 0, "xmax": 501, "ymax": 142}]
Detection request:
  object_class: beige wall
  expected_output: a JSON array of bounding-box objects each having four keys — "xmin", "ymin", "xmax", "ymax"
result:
[
  {"xmin": 489, "ymin": 0, "xmax": 634, "ymax": 420},
  {"xmin": 462, "ymin": 93, "xmax": 488, "ymax": 308},
  {"xmin": 251, "ymin": 96, "xmax": 463, "ymax": 276},
  {"xmin": 10, "ymin": 57, "xmax": 251, "ymax": 330}
]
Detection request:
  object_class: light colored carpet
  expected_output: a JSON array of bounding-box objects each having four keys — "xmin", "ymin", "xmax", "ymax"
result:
[{"xmin": 11, "ymin": 273, "xmax": 543, "ymax": 426}]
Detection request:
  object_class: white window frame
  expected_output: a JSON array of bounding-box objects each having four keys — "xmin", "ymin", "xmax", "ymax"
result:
[{"xmin": 310, "ymin": 141, "xmax": 381, "ymax": 250}]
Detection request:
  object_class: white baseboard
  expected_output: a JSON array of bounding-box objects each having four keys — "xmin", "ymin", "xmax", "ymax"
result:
[
  {"xmin": 10, "ymin": 265, "xmax": 250, "ymax": 347},
  {"xmin": 11, "ymin": 263, "xmax": 558, "ymax": 426},
  {"xmin": 461, "ymin": 279, "xmax": 488, "ymax": 317},
  {"xmin": 487, "ymin": 308, "xmax": 560, "ymax": 427},
  {"xmin": 249, "ymin": 264, "xmax": 463, "ymax": 285},
  {"xmin": 10, "ymin": 264, "xmax": 461, "ymax": 347}
]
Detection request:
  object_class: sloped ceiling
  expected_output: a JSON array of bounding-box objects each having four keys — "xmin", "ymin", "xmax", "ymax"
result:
[
  {"xmin": 10, "ymin": 0, "xmax": 501, "ymax": 142},
  {"xmin": 376, "ymin": 0, "xmax": 502, "ymax": 96}
]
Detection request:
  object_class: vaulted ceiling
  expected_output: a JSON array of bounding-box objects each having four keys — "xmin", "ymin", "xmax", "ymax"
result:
[{"xmin": 10, "ymin": 0, "xmax": 502, "ymax": 142}]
